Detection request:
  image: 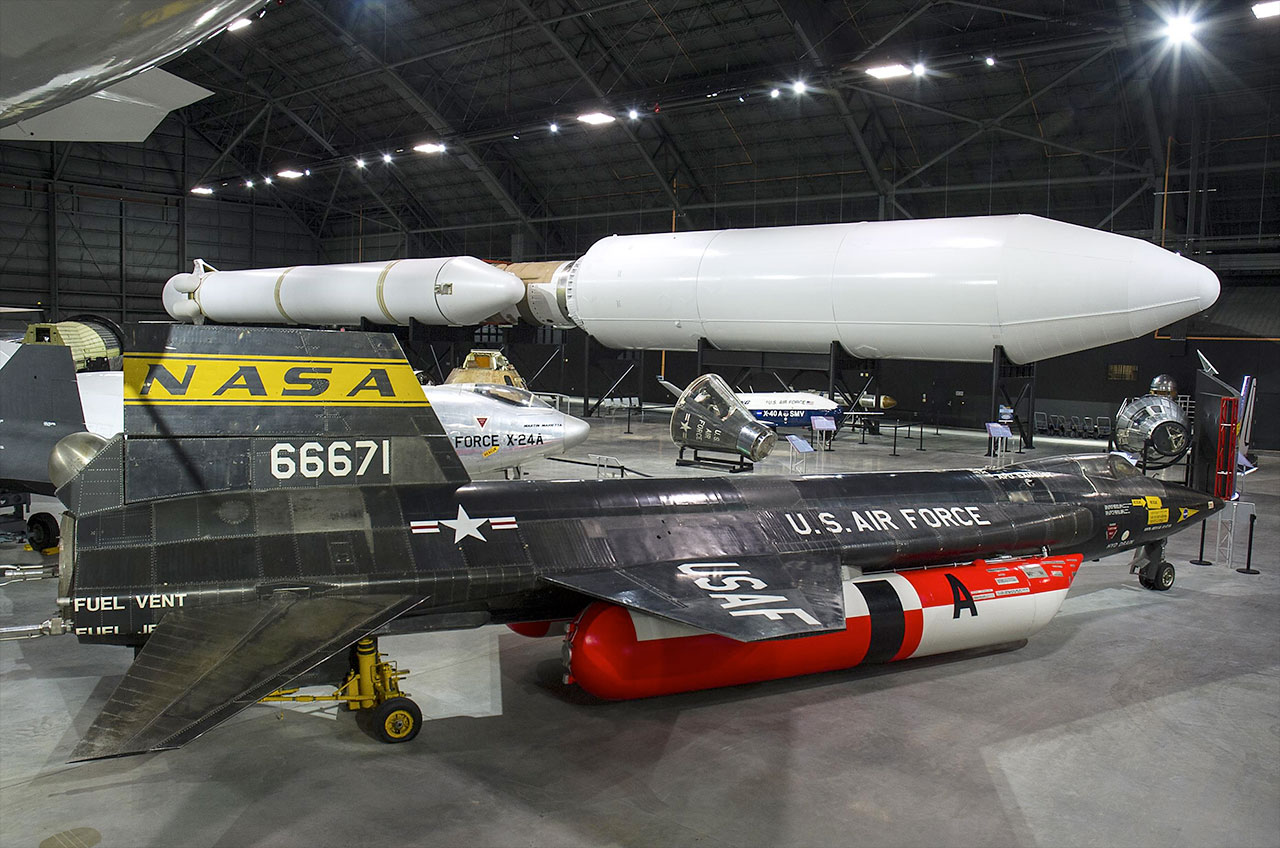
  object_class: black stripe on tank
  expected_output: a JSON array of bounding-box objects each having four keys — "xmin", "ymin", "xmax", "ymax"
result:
[{"xmin": 857, "ymin": 580, "xmax": 905, "ymax": 663}]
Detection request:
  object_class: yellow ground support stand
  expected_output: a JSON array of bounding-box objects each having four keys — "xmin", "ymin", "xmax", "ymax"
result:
[{"xmin": 261, "ymin": 637, "xmax": 422, "ymax": 743}]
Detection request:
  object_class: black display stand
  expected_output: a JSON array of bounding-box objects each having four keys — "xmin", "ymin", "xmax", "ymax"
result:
[{"xmin": 676, "ymin": 446, "xmax": 754, "ymax": 473}]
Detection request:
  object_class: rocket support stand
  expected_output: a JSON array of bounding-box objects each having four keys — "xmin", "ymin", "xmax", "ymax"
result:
[{"xmin": 987, "ymin": 345, "xmax": 1036, "ymax": 456}]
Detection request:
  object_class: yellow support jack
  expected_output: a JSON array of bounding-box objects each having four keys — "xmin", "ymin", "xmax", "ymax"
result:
[{"xmin": 261, "ymin": 637, "xmax": 422, "ymax": 743}]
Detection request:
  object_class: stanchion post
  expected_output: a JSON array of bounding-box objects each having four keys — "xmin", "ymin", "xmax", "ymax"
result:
[
  {"xmin": 891, "ymin": 424, "xmax": 899, "ymax": 457},
  {"xmin": 1237, "ymin": 513, "xmax": 1260, "ymax": 575},
  {"xmin": 1190, "ymin": 520, "xmax": 1212, "ymax": 566},
  {"xmin": 625, "ymin": 406, "xmax": 632, "ymax": 435},
  {"xmin": 916, "ymin": 422, "xmax": 926, "ymax": 452}
]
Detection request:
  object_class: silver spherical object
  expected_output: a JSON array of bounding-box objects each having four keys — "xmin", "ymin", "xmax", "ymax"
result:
[
  {"xmin": 1148, "ymin": 374, "xmax": 1177, "ymax": 397},
  {"xmin": 48, "ymin": 431, "xmax": 109, "ymax": 490},
  {"xmin": 1115, "ymin": 396, "xmax": 1190, "ymax": 458}
]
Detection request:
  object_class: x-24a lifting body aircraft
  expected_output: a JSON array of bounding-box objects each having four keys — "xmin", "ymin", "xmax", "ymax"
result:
[{"xmin": 43, "ymin": 325, "xmax": 1219, "ymax": 760}]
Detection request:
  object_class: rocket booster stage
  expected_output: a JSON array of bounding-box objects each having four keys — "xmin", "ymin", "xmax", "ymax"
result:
[
  {"xmin": 164, "ymin": 215, "xmax": 1219, "ymax": 364},
  {"xmin": 163, "ymin": 256, "xmax": 525, "ymax": 327}
]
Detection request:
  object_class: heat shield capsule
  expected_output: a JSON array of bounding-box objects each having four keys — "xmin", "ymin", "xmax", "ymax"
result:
[{"xmin": 671, "ymin": 374, "xmax": 777, "ymax": 461}]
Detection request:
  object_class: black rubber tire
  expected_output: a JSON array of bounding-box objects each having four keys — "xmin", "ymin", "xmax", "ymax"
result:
[
  {"xmin": 26, "ymin": 512, "xmax": 59, "ymax": 550},
  {"xmin": 1138, "ymin": 573, "xmax": 1153, "ymax": 590},
  {"xmin": 1153, "ymin": 562, "xmax": 1176, "ymax": 591},
  {"xmin": 372, "ymin": 697, "xmax": 422, "ymax": 744}
]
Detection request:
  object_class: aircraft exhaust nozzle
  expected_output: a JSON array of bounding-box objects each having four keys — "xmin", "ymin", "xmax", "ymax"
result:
[
  {"xmin": 672, "ymin": 374, "xmax": 777, "ymax": 461},
  {"xmin": 49, "ymin": 431, "xmax": 109, "ymax": 490}
]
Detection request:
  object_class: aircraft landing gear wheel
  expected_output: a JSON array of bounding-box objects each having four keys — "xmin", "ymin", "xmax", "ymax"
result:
[
  {"xmin": 26, "ymin": 512, "xmax": 58, "ymax": 550},
  {"xmin": 372, "ymin": 697, "xmax": 421, "ymax": 743},
  {"xmin": 1138, "ymin": 573, "xmax": 1153, "ymax": 589},
  {"xmin": 1153, "ymin": 562, "xmax": 1175, "ymax": 591}
]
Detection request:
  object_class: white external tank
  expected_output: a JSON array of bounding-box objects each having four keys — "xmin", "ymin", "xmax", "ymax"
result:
[
  {"xmin": 522, "ymin": 214, "xmax": 1219, "ymax": 364},
  {"xmin": 163, "ymin": 257, "xmax": 525, "ymax": 327}
]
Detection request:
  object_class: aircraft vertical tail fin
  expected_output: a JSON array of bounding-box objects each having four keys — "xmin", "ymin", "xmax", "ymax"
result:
[
  {"xmin": 60, "ymin": 324, "xmax": 467, "ymax": 510},
  {"xmin": 0, "ymin": 342, "xmax": 86, "ymax": 494}
]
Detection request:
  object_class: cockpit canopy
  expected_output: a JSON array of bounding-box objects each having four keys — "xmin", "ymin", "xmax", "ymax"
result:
[{"xmin": 459, "ymin": 383, "xmax": 552, "ymax": 409}]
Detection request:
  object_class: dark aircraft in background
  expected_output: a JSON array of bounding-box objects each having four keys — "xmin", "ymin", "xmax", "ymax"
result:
[{"xmin": 36, "ymin": 325, "xmax": 1219, "ymax": 760}]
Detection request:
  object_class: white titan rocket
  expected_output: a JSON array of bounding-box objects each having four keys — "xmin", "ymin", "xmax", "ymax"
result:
[{"xmin": 162, "ymin": 215, "xmax": 1220, "ymax": 364}]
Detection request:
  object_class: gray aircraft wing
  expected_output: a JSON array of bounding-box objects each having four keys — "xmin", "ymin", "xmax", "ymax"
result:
[
  {"xmin": 543, "ymin": 552, "xmax": 845, "ymax": 641},
  {"xmin": 71, "ymin": 594, "xmax": 423, "ymax": 761}
]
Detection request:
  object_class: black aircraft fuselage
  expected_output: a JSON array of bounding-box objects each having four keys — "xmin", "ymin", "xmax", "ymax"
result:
[
  {"xmin": 65, "ymin": 457, "xmax": 1213, "ymax": 642},
  {"xmin": 51, "ymin": 324, "xmax": 1220, "ymax": 759}
]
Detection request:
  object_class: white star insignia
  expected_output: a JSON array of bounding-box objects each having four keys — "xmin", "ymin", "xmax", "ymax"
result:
[
  {"xmin": 439, "ymin": 504, "xmax": 487, "ymax": 543},
  {"xmin": 679, "ymin": 414, "xmax": 691, "ymax": 436}
]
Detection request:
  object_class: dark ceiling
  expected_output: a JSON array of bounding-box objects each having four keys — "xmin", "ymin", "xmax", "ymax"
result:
[{"xmin": 168, "ymin": 0, "xmax": 1279, "ymax": 262}]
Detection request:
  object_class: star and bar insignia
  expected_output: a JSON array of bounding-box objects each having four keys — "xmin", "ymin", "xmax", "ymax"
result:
[{"xmin": 411, "ymin": 505, "xmax": 518, "ymax": 543}]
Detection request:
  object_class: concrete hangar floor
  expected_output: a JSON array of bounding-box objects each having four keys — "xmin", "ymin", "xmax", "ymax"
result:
[{"xmin": 1, "ymin": 414, "xmax": 1276, "ymax": 848}]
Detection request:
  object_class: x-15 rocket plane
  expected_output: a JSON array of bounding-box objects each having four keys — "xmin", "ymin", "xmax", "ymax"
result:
[{"xmin": 41, "ymin": 325, "xmax": 1219, "ymax": 760}]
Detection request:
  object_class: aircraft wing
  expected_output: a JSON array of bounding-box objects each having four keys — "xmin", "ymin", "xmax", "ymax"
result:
[
  {"xmin": 543, "ymin": 552, "xmax": 845, "ymax": 641},
  {"xmin": 71, "ymin": 594, "xmax": 423, "ymax": 761}
]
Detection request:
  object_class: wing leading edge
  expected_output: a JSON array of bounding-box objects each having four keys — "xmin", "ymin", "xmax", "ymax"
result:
[
  {"xmin": 71, "ymin": 593, "xmax": 423, "ymax": 761},
  {"xmin": 544, "ymin": 552, "xmax": 845, "ymax": 642}
]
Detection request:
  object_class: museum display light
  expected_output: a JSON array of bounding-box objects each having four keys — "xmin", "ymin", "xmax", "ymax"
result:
[
  {"xmin": 1253, "ymin": 1, "xmax": 1279, "ymax": 17},
  {"xmin": 866, "ymin": 64, "xmax": 911, "ymax": 79},
  {"xmin": 1164, "ymin": 15, "xmax": 1196, "ymax": 43},
  {"xmin": 577, "ymin": 112, "xmax": 615, "ymax": 125},
  {"xmin": 413, "ymin": 142, "xmax": 446, "ymax": 153}
]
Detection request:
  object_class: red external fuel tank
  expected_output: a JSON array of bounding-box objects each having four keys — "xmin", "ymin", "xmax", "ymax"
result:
[{"xmin": 561, "ymin": 554, "xmax": 1083, "ymax": 700}]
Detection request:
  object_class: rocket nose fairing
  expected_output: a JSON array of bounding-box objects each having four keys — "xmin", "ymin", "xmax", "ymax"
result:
[{"xmin": 559, "ymin": 214, "xmax": 1220, "ymax": 364}]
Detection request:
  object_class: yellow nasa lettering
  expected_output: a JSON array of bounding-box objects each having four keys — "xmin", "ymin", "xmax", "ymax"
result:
[{"xmin": 122, "ymin": 353, "xmax": 428, "ymax": 407}]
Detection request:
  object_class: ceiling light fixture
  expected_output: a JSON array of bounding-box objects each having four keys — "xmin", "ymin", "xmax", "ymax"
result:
[
  {"xmin": 627, "ymin": 109, "xmax": 639, "ymax": 119},
  {"xmin": 769, "ymin": 88, "xmax": 780, "ymax": 98},
  {"xmin": 512, "ymin": 134, "xmax": 520, "ymax": 140},
  {"xmin": 866, "ymin": 64, "xmax": 911, "ymax": 79},
  {"xmin": 227, "ymin": 17, "xmax": 252, "ymax": 31},
  {"xmin": 792, "ymin": 80, "xmax": 807, "ymax": 94},
  {"xmin": 985, "ymin": 56, "xmax": 996, "ymax": 66},
  {"xmin": 549, "ymin": 123, "xmax": 559, "ymax": 133},
  {"xmin": 1254, "ymin": 1, "xmax": 1280, "ymax": 17},
  {"xmin": 355, "ymin": 158, "xmax": 365, "ymax": 168},
  {"xmin": 190, "ymin": 186, "xmax": 213, "ymax": 195},
  {"xmin": 264, "ymin": 176, "xmax": 272, "ymax": 184},
  {"xmin": 577, "ymin": 112, "xmax": 615, "ymax": 125},
  {"xmin": 413, "ymin": 142, "xmax": 447, "ymax": 153},
  {"xmin": 382, "ymin": 153, "xmax": 392, "ymax": 163},
  {"xmin": 244, "ymin": 179, "xmax": 253, "ymax": 188},
  {"xmin": 912, "ymin": 63, "xmax": 927, "ymax": 76},
  {"xmin": 1164, "ymin": 15, "xmax": 1196, "ymax": 43},
  {"xmin": 277, "ymin": 169, "xmax": 303, "ymax": 179}
]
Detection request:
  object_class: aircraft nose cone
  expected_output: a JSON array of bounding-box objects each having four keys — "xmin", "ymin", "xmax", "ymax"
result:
[
  {"xmin": 435, "ymin": 257, "xmax": 527, "ymax": 325},
  {"xmin": 562, "ymin": 414, "xmax": 591, "ymax": 451}
]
